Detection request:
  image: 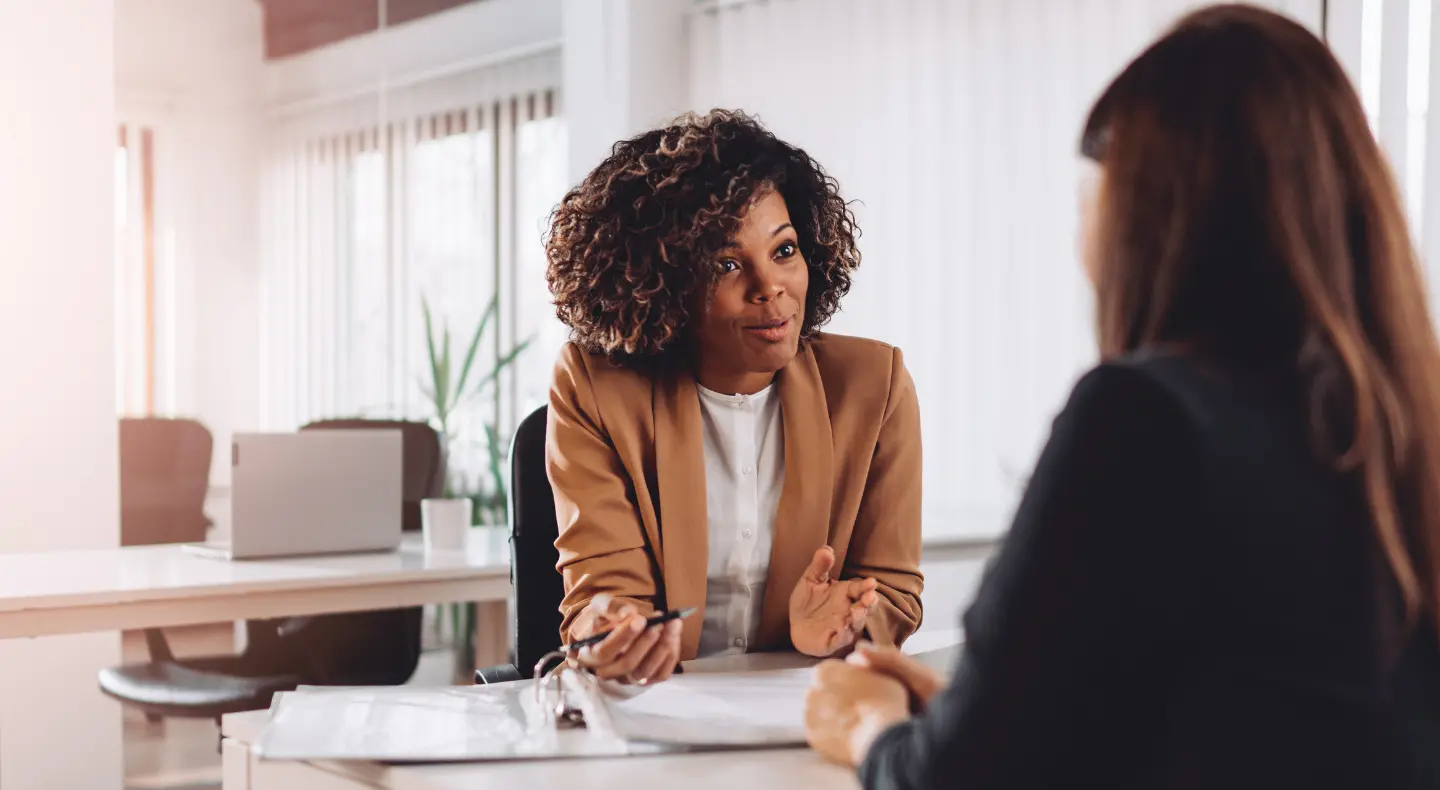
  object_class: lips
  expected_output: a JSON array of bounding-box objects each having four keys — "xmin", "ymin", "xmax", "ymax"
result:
[{"xmin": 744, "ymin": 317, "xmax": 792, "ymax": 343}]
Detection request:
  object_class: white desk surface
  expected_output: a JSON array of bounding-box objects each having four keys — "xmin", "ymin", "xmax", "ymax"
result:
[
  {"xmin": 0, "ymin": 529, "xmax": 511, "ymax": 639},
  {"xmin": 222, "ymin": 638, "xmax": 963, "ymax": 790}
]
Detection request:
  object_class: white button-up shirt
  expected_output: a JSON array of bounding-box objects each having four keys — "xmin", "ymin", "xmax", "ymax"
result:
[{"xmin": 695, "ymin": 381, "xmax": 785, "ymax": 657}]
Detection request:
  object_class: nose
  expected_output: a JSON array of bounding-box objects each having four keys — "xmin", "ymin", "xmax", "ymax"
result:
[{"xmin": 749, "ymin": 263, "xmax": 785, "ymax": 303}]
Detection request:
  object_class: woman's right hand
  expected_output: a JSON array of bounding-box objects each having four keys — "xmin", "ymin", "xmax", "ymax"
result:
[
  {"xmin": 568, "ymin": 594, "xmax": 683, "ymax": 685},
  {"xmin": 846, "ymin": 642, "xmax": 944, "ymax": 711}
]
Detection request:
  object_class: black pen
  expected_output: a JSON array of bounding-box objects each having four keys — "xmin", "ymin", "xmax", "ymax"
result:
[{"xmin": 562, "ymin": 607, "xmax": 697, "ymax": 652}]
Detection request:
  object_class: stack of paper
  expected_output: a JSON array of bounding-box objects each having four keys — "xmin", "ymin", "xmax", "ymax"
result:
[
  {"xmin": 256, "ymin": 666, "xmax": 816, "ymax": 763},
  {"xmin": 581, "ymin": 667, "xmax": 815, "ymax": 748},
  {"xmin": 255, "ymin": 683, "xmax": 643, "ymax": 763}
]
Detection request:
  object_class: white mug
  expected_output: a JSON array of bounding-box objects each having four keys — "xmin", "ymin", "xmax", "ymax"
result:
[{"xmin": 420, "ymin": 498, "xmax": 472, "ymax": 552}]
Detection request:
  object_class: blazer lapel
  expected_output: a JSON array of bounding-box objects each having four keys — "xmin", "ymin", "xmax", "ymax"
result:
[
  {"xmin": 652, "ymin": 372, "xmax": 709, "ymax": 659},
  {"xmin": 757, "ymin": 348, "xmax": 834, "ymax": 649}
]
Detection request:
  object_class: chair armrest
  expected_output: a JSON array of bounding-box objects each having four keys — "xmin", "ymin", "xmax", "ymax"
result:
[{"xmin": 474, "ymin": 664, "xmax": 523, "ymax": 684}]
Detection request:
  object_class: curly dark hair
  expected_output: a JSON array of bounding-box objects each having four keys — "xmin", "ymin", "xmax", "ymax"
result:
[{"xmin": 545, "ymin": 109, "xmax": 860, "ymax": 369}]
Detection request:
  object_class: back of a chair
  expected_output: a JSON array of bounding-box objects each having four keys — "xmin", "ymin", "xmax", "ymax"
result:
[
  {"xmin": 509, "ymin": 405, "xmax": 564, "ymax": 678},
  {"xmin": 275, "ymin": 419, "xmax": 445, "ymax": 684},
  {"xmin": 301, "ymin": 419, "xmax": 445, "ymax": 531},
  {"xmin": 119, "ymin": 418, "xmax": 213, "ymax": 546}
]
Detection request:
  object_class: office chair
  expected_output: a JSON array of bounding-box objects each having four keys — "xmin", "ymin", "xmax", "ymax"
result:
[
  {"xmin": 98, "ymin": 419, "xmax": 444, "ymax": 721},
  {"xmin": 119, "ymin": 417, "xmax": 213, "ymax": 547},
  {"xmin": 476, "ymin": 405, "xmax": 564, "ymax": 683}
]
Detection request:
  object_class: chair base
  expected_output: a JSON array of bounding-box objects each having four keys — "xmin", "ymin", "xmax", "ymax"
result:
[{"xmin": 475, "ymin": 663, "xmax": 523, "ymax": 684}]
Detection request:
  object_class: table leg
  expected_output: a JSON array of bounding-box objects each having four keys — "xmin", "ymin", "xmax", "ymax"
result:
[
  {"xmin": 223, "ymin": 737, "xmax": 251, "ymax": 790},
  {"xmin": 473, "ymin": 599, "xmax": 509, "ymax": 669},
  {"xmin": 0, "ymin": 632, "xmax": 122, "ymax": 789}
]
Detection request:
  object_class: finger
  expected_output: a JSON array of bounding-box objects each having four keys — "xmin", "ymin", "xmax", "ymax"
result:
[
  {"xmin": 649, "ymin": 619, "xmax": 684, "ymax": 683},
  {"xmin": 634, "ymin": 622, "xmax": 681, "ymax": 683},
  {"xmin": 827, "ymin": 625, "xmax": 859, "ymax": 655},
  {"xmin": 594, "ymin": 621, "xmax": 664, "ymax": 680},
  {"xmin": 578, "ymin": 613, "xmax": 646, "ymax": 667},
  {"xmin": 849, "ymin": 644, "xmax": 944, "ymax": 704},
  {"xmin": 848, "ymin": 601, "xmax": 869, "ymax": 632},
  {"xmin": 803, "ymin": 546, "xmax": 836, "ymax": 584},
  {"xmin": 842, "ymin": 577, "xmax": 879, "ymax": 601}
]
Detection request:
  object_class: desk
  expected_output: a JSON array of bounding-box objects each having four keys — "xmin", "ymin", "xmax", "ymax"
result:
[
  {"xmin": 0, "ymin": 529, "xmax": 512, "ymax": 790},
  {"xmin": 0, "ymin": 529, "xmax": 511, "ymax": 639},
  {"xmin": 220, "ymin": 640, "xmax": 962, "ymax": 790}
]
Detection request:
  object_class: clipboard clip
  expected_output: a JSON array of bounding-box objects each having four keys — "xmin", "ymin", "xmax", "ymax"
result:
[{"xmin": 533, "ymin": 650, "xmax": 587, "ymax": 730}]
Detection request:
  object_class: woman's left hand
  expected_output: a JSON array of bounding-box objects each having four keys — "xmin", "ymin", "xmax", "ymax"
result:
[
  {"xmin": 805, "ymin": 659, "xmax": 910, "ymax": 767},
  {"xmin": 789, "ymin": 546, "xmax": 880, "ymax": 657}
]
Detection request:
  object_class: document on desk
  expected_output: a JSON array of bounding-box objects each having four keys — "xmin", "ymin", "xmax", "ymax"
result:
[
  {"xmin": 254, "ymin": 666, "xmax": 815, "ymax": 763},
  {"xmin": 580, "ymin": 667, "xmax": 815, "ymax": 748},
  {"xmin": 254, "ymin": 684, "xmax": 655, "ymax": 763}
]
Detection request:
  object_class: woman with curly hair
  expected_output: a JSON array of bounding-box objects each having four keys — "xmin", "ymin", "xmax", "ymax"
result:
[{"xmin": 544, "ymin": 110, "xmax": 924, "ymax": 684}]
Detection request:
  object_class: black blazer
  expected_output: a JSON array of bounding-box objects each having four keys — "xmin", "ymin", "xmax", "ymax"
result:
[{"xmin": 863, "ymin": 353, "xmax": 1440, "ymax": 790}]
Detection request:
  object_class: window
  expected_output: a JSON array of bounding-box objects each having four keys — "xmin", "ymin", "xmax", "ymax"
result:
[{"xmin": 261, "ymin": 89, "xmax": 568, "ymax": 513}]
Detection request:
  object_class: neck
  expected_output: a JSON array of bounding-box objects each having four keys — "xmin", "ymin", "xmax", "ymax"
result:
[{"xmin": 694, "ymin": 367, "xmax": 776, "ymax": 396}]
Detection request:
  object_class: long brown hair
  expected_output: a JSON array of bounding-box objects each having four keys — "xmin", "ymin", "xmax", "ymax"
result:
[{"xmin": 1081, "ymin": 4, "xmax": 1440, "ymax": 633}]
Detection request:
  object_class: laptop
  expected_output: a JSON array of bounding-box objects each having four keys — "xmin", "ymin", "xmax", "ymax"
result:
[{"xmin": 186, "ymin": 430, "xmax": 404, "ymax": 560}]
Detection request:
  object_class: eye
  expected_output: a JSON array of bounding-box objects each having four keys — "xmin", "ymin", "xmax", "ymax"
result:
[
  {"xmin": 775, "ymin": 242, "xmax": 798, "ymax": 260},
  {"xmin": 717, "ymin": 259, "xmax": 740, "ymax": 274}
]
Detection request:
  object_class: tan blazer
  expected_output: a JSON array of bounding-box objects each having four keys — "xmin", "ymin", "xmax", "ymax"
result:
[{"xmin": 548, "ymin": 332, "xmax": 924, "ymax": 660}]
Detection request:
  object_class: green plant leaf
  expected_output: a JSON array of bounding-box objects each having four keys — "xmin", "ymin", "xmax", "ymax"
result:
[
  {"xmin": 454, "ymin": 294, "xmax": 499, "ymax": 401},
  {"xmin": 455, "ymin": 335, "xmax": 535, "ymax": 411},
  {"xmin": 484, "ymin": 422, "xmax": 507, "ymax": 525},
  {"xmin": 422, "ymin": 297, "xmax": 444, "ymax": 414}
]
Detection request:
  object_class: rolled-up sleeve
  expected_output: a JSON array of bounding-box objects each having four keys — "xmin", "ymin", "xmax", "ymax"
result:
[
  {"xmin": 846, "ymin": 347, "xmax": 925, "ymax": 647},
  {"xmin": 549, "ymin": 345, "xmax": 659, "ymax": 641}
]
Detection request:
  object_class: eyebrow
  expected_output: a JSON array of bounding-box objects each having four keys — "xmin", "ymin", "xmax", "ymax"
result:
[{"xmin": 721, "ymin": 223, "xmax": 795, "ymax": 250}]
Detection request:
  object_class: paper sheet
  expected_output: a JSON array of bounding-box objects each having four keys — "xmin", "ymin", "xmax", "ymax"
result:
[
  {"xmin": 596, "ymin": 667, "xmax": 815, "ymax": 748},
  {"xmin": 255, "ymin": 684, "xmax": 645, "ymax": 763}
]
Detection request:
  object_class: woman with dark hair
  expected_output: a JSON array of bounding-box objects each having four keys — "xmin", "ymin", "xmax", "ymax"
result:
[
  {"xmin": 545, "ymin": 110, "xmax": 923, "ymax": 684},
  {"xmin": 806, "ymin": 5, "xmax": 1440, "ymax": 788}
]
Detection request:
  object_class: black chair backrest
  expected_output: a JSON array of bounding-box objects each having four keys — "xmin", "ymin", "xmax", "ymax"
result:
[
  {"xmin": 509, "ymin": 405, "xmax": 564, "ymax": 677},
  {"xmin": 271, "ymin": 419, "xmax": 446, "ymax": 684},
  {"xmin": 301, "ymin": 419, "xmax": 446, "ymax": 531},
  {"xmin": 119, "ymin": 418, "xmax": 213, "ymax": 546}
]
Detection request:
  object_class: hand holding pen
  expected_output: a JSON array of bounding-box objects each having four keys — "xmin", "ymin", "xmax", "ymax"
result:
[{"xmin": 568, "ymin": 591, "xmax": 688, "ymax": 685}]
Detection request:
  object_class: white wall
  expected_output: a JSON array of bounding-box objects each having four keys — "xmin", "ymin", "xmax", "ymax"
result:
[
  {"xmin": 685, "ymin": 0, "xmax": 1323, "ymax": 541},
  {"xmin": 0, "ymin": 2, "xmax": 123, "ymax": 786},
  {"xmin": 116, "ymin": 0, "xmax": 265, "ymax": 493},
  {"xmin": 562, "ymin": 0, "xmax": 690, "ymax": 183}
]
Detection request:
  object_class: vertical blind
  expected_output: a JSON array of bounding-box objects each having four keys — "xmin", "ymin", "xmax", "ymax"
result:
[
  {"xmin": 260, "ymin": 53, "xmax": 569, "ymax": 495},
  {"xmin": 688, "ymin": 0, "xmax": 1323, "ymax": 540}
]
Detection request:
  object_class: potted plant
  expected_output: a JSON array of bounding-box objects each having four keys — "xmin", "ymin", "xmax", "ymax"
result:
[{"xmin": 418, "ymin": 292, "xmax": 532, "ymax": 679}]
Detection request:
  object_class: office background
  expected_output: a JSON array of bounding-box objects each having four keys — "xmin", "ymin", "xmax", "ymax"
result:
[
  {"xmin": 108, "ymin": 0, "xmax": 1407, "ymax": 550},
  {"xmin": 0, "ymin": 0, "xmax": 1433, "ymax": 787}
]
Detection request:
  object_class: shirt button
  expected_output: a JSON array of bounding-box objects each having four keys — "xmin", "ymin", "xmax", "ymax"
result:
[
  {"xmin": 741, "ymin": 464, "xmax": 754, "ymax": 475},
  {"xmin": 742, "ymin": 529, "xmax": 753, "ymax": 538}
]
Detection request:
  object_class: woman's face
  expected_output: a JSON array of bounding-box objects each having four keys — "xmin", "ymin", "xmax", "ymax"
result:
[
  {"xmin": 692, "ymin": 189, "xmax": 810, "ymax": 395},
  {"xmin": 1077, "ymin": 159, "xmax": 1105, "ymax": 287}
]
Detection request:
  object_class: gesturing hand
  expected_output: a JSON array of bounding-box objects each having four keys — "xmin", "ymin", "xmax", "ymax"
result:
[{"xmin": 788, "ymin": 546, "xmax": 880, "ymax": 657}]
